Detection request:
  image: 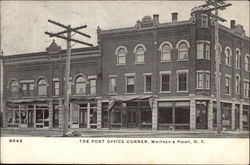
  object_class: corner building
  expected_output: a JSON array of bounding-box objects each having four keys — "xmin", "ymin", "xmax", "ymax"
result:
[{"xmin": 2, "ymin": 6, "xmax": 249, "ymax": 133}]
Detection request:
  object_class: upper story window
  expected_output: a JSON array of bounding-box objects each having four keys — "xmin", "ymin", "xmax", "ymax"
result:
[
  {"xmin": 53, "ymin": 81, "xmax": 59, "ymax": 96},
  {"xmin": 37, "ymin": 78, "xmax": 47, "ymax": 96},
  {"xmin": 135, "ymin": 46, "xmax": 145, "ymax": 64},
  {"xmin": 196, "ymin": 41, "xmax": 210, "ymax": 60},
  {"xmin": 243, "ymin": 80, "xmax": 250, "ymax": 98},
  {"xmin": 10, "ymin": 80, "xmax": 19, "ymax": 97},
  {"xmin": 109, "ymin": 76, "xmax": 117, "ymax": 94},
  {"xmin": 176, "ymin": 40, "xmax": 189, "ymax": 61},
  {"xmin": 225, "ymin": 47, "xmax": 232, "ymax": 66},
  {"xmin": 89, "ymin": 79, "xmax": 96, "ymax": 95},
  {"xmin": 225, "ymin": 76, "xmax": 231, "ymax": 95},
  {"xmin": 235, "ymin": 74, "xmax": 241, "ymax": 95},
  {"xmin": 160, "ymin": 71, "xmax": 171, "ymax": 93},
  {"xmin": 245, "ymin": 54, "xmax": 250, "ymax": 72},
  {"xmin": 159, "ymin": 42, "xmax": 173, "ymax": 62},
  {"xmin": 235, "ymin": 49, "xmax": 241, "ymax": 69},
  {"xmin": 116, "ymin": 46, "xmax": 127, "ymax": 65},
  {"xmin": 76, "ymin": 76, "xmax": 86, "ymax": 95},
  {"xmin": 21, "ymin": 81, "xmax": 34, "ymax": 97},
  {"xmin": 196, "ymin": 71, "xmax": 210, "ymax": 89},
  {"xmin": 177, "ymin": 70, "xmax": 188, "ymax": 92},
  {"xmin": 144, "ymin": 74, "xmax": 152, "ymax": 93},
  {"xmin": 201, "ymin": 14, "xmax": 208, "ymax": 28},
  {"xmin": 126, "ymin": 74, "xmax": 135, "ymax": 94}
]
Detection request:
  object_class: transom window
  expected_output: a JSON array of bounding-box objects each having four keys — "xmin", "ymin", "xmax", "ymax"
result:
[
  {"xmin": 10, "ymin": 80, "xmax": 19, "ymax": 97},
  {"xmin": 161, "ymin": 44, "xmax": 171, "ymax": 62},
  {"xmin": 235, "ymin": 75, "xmax": 241, "ymax": 94},
  {"xmin": 178, "ymin": 42, "xmax": 188, "ymax": 60},
  {"xmin": 245, "ymin": 55, "xmax": 250, "ymax": 71},
  {"xmin": 76, "ymin": 76, "xmax": 86, "ymax": 94},
  {"xmin": 37, "ymin": 78, "xmax": 47, "ymax": 96},
  {"xmin": 225, "ymin": 47, "xmax": 232, "ymax": 66},
  {"xmin": 117, "ymin": 47, "xmax": 126, "ymax": 65},
  {"xmin": 135, "ymin": 46, "xmax": 145, "ymax": 64},
  {"xmin": 235, "ymin": 49, "xmax": 241, "ymax": 69}
]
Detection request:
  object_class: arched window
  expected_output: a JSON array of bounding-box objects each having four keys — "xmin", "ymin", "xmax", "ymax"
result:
[
  {"xmin": 178, "ymin": 42, "xmax": 189, "ymax": 60},
  {"xmin": 235, "ymin": 75, "xmax": 241, "ymax": 94},
  {"xmin": 161, "ymin": 44, "xmax": 171, "ymax": 62},
  {"xmin": 225, "ymin": 47, "xmax": 231, "ymax": 66},
  {"xmin": 135, "ymin": 46, "xmax": 145, "ymax": 64},
  {"xmin": 10, "ymin": 80, "xmax": 19, "ymax": 97},
  {"xmin": 245, "ymin": 54, "xmax": 250, "ymax": 71},
  {"xmin": 76, "ymin": 76, "xmax": 86, "ymax": 94},
  {"xmin": 116, "ymin": 47, "xmax": 127, "ymax": 64},
  {"xmin": 37, "ymin": 78, "xmax": 47, "ymax": 96},
  {"xmin": 235, "ymin": 49, "xmax": 241, "ymax": 69}
]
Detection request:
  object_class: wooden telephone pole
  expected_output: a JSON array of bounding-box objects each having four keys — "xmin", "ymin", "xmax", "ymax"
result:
[
  {"xmin": 200, "ymin": 0, "xmax": 231, "ymax": 133},
  {"xmin": 45, "ymin": 20, "xmax": 93, "ymax": 136}
]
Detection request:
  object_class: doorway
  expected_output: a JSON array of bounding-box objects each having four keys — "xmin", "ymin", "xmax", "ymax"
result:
[
  {"xmin": 235, "ymin": 105, "xmax": 240, "ymax": 130},
  {"xmin": 127, "ymin": 108, "xmax": 139, "ymax": 128},
  {"xmin": 79, "ymin": 109, "xmax": 87, "ymax": 128},
  {"xmin": 196, "ymin": 101, "xmax": 208, "ymax": 129}
]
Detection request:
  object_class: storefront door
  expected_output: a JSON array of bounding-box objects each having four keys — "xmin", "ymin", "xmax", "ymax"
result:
[
  {"xmin": 127, "ymin": 108, "xmax": 138, "ymax": 128},
  {"xmin": 28, "ymin": 110, "xmax": 34, "ymax": 127},
  {"xmin": 79, "ymin": 109, "xmax": 87, "ymax": 128},
  {"xmin": 235, "ymin": 105, "xmax": 240, "ymax": 130},
  {"xmin": 196, "ymin": 101, "xmax": 208, "ymax": 129}
]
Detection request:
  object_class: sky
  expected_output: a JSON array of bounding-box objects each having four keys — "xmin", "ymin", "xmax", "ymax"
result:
[{"xmin": 1, "ymin": 1, "xmax": 249, "ymax": 56}]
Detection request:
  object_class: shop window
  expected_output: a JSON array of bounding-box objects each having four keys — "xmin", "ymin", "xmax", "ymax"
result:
[
  {"xmin": 245, "ymin": 54, "xmax": 250, "ymax": 71},
  {"xmin": 135, "ymin": 46, "xmax": 145, "ymax": 64},
  {"xmin": 90, "ymin": 104, "xmax": 97, "ymax": 128},
  {"xmin": 243, "ymin": 81, "xmax": 250, "ymax": 98},
  {"xmin": 20, "ymin": 105, "xmax": 28, "ymax": 127},
  {"xmin": 161, "ymin": 44, "xmax": 171, "ymax": 62},
  {"xmin": 225, "ymin": 47, "xmax": 232, "ymax": 66},
  {"xmin": 53, "ymin": 81, "xmax": 59, "ymax": 96},
  {"xmin": 37, "ymin": 78, "xmax": 47, "ymax": 96},
  {"xmin": 235, "ymin": 75, "xmax": 241, "ymax": 94},
  {"xmin": 177, "ymin": 71, "xmax": 188, "ymax": 92},
  {"xmin": 161, "ymin": 74, "xmax": 170, "ymax": 92},
  {"xmin": 36, "ymin": 105, "xmax": 49, "ymax": 128},
  {"xmin": 222, "ymin": 103, "xmax": 231, "ymax": 130},
  {"xmin": 235, "ymin": 49, "xmax": 241, "ymax": 69},
  {"xmin": 117, "ymin": 47, "xmax": 126, "ymax": 65},
  {"xmin": 111, "ymin": 108, "xmax": 121, "ymax": 124},
  {"xmin": 7, "ymin": 105, "xmax": 19, "ymax": 127},
  {"xmin": 109, "ymin": 77, "xmax": 117, "ymax": 94},
  {"xmin": 101, "ymin": 102, "xmax": 109, "ymax": 128},
  {"xmin": 144, "ymin": 74, "xmax": 152, "ymax": 93},
  {"xmin": 76, "ymin": 76, "xmax": 86, "ymax": 94},
  {"xmin": 225, "ymin": 77, "xmax": 231, "ymax": 94},
  {"xmin": 158, "ymin": 102, "xmax": 173, "ymax": 124},
  {"xmin": 175, "ymin": 102, "xmax": 190, "ymax": 125},
  {"xmin": 10, "ymin": 80, "xmax": 19, "ymax": 97},
  {"xmin": 89, "ymin": 79, "xmax": 96, "ymax": 95},
  {"xmin": 126, "ymin": 76, "xmax": 135, "ymax": 93},
  {"xmin": 201, "ymin": 14, "xmax": 208, "ymax": 28},
  {"xmin": 141, "ymin": 108, "xmax": 152, "ymax": 124},
  {"xmin": 213, "ymin": 102, "xmax": 217, "ymax": 129},
  {"xmin": 53, "ymin": 104, "xmax": 59, "ymax": 128},
  {"xmin": 178, "ymin": 42, "xmax": 188, "ymax": 60}
]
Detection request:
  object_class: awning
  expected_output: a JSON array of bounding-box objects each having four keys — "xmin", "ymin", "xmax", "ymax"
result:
[
  {"xmin": 6, "ymin": 98, "xmax": 49, "ymax": 104},
  {"xmin": 107, "ymin": 95, "xmax": 154, "ymax": 111}
]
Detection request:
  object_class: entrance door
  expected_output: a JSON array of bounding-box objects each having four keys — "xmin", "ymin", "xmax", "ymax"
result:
[
  {"xmin": 235, "ymin": 106, "xmax": 240, "ymax": 130},
  {"xmin": 28, "ymin": 110, "xmax": 34, "ymax": 127},
  {"xmin": 196, "ymin": 101, "xmax": 208, "ymax": 129},
  {"xmin": 79, "ymin": 109, "xmax": 87, "ymax": 128},
  {"xmin": 127, "ymin": 108, "xmax": 138, "ymax": 128}
]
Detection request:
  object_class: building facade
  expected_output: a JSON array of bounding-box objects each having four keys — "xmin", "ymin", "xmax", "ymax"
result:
[{"xmin": 2, "ymin": 7, "xmax": 249, "ymax": 132}]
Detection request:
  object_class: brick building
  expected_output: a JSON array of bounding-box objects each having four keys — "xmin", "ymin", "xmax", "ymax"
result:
[{"xmin": 1, "ymin": 6, "xmax": 249, "ymax": 133}]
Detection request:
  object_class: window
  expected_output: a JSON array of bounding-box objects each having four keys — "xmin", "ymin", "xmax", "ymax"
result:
[
  {"xmin": 53, "ymin": 81, "xmax": 59, "ymax": 96},
  {"xmin": 161, "ymin": 44, "xmax": 171, "ymax": 62},
  {"xmin": 197, "ymin": 42, "xmax": 204, "ymax": 59},
  {"xmin": 160, "ymin": 73, "xmax": 170, "ymax": 92},
  {"xmin": 117, "ymin": 47, "xmax": 126, "ymax": 65},
  {"xmin": 21, "ymin": 82, "xmax": 34, "ymax": 97},
  {"xmin": 144, "ymin": 74, "xmax": 152, "ymax": 93},
  {"xmin": 21, "ymin": 84, "xmax": 27, "ymax": 96},
  {"xmin": 37, "ymin": 78, "xmax": 47, "ymax": 96},
  {"xmin": 225, "ymin": 77, "xmax": 230, "ymax": 94},
  {"xmin": 235, "ymin": 75, "xmax": 240, "ymax": 94},
  {"xmin": 53, "ymin": 105, "xmax": 59, "ymax": 128},
  {"xmin": 245, "ymin": 55, "xmax": 249, "ymax": 71},
  {"xmin": 76, "ymin": 76, "xmax": 86, "ymax": 94},
  {"xmin": 135, "ymin": 46, "xmax": 145, "ymax": 64},
  {"xmin": 205, "ymin": 72, "xmax": 210, "ymax": 89},
  {"xmin": 205, "ymin": 43, "xmax": 210, "ymax": 59},
  {"xmin": 177, "ymin": 71, "xmax": 188, "ymax": 92},
  {"xmin": 109, "ymin": 77, "xmax": 117, "ymax": 94},
  {"xmin": 235, "ymin": 49, "xmax": 241, "ymax": 69},
  {"xmin": 243, "ymin": 81, "xmax": 250, "ymax": 98},
  {"xmin": 36, "ymin": 104, "xmax": 49, "ymax": 128},
  {"xmin": 197, "ymin": 72, "xmax": 204, "ymax": 89},
  {"xmin": 178, "ymin": 42, "xmax": 188, "ymax": 60},
  {"xmin": 126, "ymin": 76, "xmax": 135, "ymax": 93},
  {"xmin": 89, "ymin": 79, "xmax": 96, "ymax": 95},
  {"xmin": 201, "ymin": 14, "xmax": 208, "ymax": 28},
  {"xmin": 225, "ymin": 47, "xmax": 231, "ymax": 66},
  {"xmin": 10, "ymin": 80, "xmax": 19, "ymax": 97}
]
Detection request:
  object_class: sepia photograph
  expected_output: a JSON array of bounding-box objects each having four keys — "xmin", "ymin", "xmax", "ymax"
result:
[{"xmin": 0, "ymin": 0, "xmax": 249, "ymax": 164}]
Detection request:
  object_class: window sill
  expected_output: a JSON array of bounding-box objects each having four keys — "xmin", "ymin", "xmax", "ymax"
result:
[
  {"xmin": 159, "ymin": 91, "xmax": 171, "ymax": 94},
  {"xmin": 196, "ymin": 58, "xmax": 210, "ymax": 60},
  {"xmin": 116, "ymin": 64, "xmax": 126, "ymax": 66},
  {"xmin": 144, "ymin": 92, "xmax": 153, "ymax": 94},
  {"xmin": 177, "ymin": 59, "xmax": 189, "ymax": 62},
  {"xmin": 135, "ymin": 63, "xmax": 145, "ymax": 65},
  {"xmin": 160, "ymin": 60, "xmax": 171, "ymax": 63},
  {"xmin": 125, "ymin": 93, "xmax": 135, "ymax": 95},
  {"xmin": 176, "ymin": 90, "xmax": 188, "ymax": 93},
  {"xmin": 225, "ymin": 65, "xmax": 231, "ymax": 67},
  {"xmin": 108, "ymin": 93, "xmax": 117, "ymax": 96},
  {"xmin": 225, "ymin": 94, "xmax": 231, "ymax": 96}
]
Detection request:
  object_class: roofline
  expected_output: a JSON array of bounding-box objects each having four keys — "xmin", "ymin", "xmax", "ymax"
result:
[{"xmin": 219, "ymin": 24, "xmax": 250, "ymax": 41}]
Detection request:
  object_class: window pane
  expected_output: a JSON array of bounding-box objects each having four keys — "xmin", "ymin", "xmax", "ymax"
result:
[
  {"xmin": 76, "ymin": 77, "xmax": 86, "ymax": 94},
  {"xmin": 109, "ymin": 78, "xmax": 116, "ymax": 93},
  {"xmin": 205, "ymin": 73, "xmax": 210, "ymax": 89},
  {"xmin": 90, "ymin": 79, "xmax": 96, "ymax": 94},
  {"xmin": 175, "ymin": 102, "xmax": 190, "ymax": 124},
  {"xmin": 127, "ymin": 77, "xmax": 134, "ymax": 85},
  {"xmin": 118, "ymin": 56, "xmax": 126, "ymax": 64},
  {"xmin": 178, "ymin": 73, "xmax": 187, "ymax": 91},
  {"xmin": 38, "ymin": 86, "xmax": 47, "ymax": 95},
  {"xmin": 161, "ymin": 74, "xmax": 170, "ymax": 91},
  {"xmin": 197, "ymin": 43, "xmax": 204, "ymax": 59},
  {"xmin": 145, "ymin": 75, "xmax": 151, "ymax": 92},
  {"xmin": 197, "ymin": 72, "xmax": 203, "ymax": 88},
  {"xmin": 205, "ymin": 44, "xmax": 210, "ymax": 59}
]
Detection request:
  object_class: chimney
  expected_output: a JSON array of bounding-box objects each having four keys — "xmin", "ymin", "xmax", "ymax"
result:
[
  {"xmin": 230, "ymin": 20, "xmax": 235, "ymax": 29},
  {"xmin": 153, "ymin": 14, "xmax": 159, "ymax": 24},
  {"xmin": 172, "ymin": 12, "xmax": 178, "ymax": 22}
]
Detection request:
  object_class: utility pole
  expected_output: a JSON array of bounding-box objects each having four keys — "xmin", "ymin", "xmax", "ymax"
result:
[
  {"xmin": 200, "ymin": 0, "xmax": 231, "ymax": 133},
  {"xmin": 45, "ymin": 20, "xmax": 93, "ymax": 136}
]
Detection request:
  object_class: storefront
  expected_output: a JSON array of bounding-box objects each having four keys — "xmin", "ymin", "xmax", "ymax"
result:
[
  {"xmin": 243, "ymin": 105, "xmax": 249, "ymax": 131},
  {"xmin": 158, "ymin": 101, "xmax": 190, "ymax": 130},
  {"xmin": 196, "ymin": 101, "xmax": 208, "ymax": 129}
]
